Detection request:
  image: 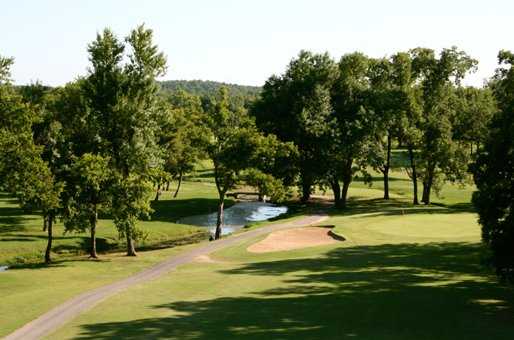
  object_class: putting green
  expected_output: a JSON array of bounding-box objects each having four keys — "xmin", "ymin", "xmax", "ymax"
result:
[{"xmin": 364, "ymin": 213, "xmax": 480, "ymax": 240}]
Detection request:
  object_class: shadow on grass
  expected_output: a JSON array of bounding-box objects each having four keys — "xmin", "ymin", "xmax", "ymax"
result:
[
  {"xmin": 5, "ymin": 232, "xmax": 208, "ymax": 269},
  {"xmin": 150, "ymin": 198, "xmax": 235, "ymax": 223},
  {"xmin": 73, "ymin": 242, "xmax": 514, "ymax": 340},
  {"xmin": 353, "ymin": 175, "xmax": 410, "ymax": 183},
  {"xmin": 0, "ymin": 207, "xmax": 38, "ymax": 233},
  {"xmin": 326, "ymin": 197, "xmax": 476, "ymax": 220}
]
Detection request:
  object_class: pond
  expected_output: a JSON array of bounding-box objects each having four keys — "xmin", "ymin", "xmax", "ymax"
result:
[{"xmin": 178, "ymin": 201, "xmax": 288, "ymax": 235}]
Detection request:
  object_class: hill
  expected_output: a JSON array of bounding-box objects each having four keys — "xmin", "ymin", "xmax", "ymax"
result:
[{"xmin": 159, "ymin": 80, "xmax": 261, "ymax": 98}]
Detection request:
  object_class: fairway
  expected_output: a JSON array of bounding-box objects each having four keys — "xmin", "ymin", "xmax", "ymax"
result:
[{"xmin": 43, "ymin": 187, "xmax": 514, "ymax": 340}]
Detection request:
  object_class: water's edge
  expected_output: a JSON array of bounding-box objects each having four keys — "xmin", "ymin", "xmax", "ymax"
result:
[{"xmin": 178, "ymin": 201, "xmax": 288, "ymax": 235}]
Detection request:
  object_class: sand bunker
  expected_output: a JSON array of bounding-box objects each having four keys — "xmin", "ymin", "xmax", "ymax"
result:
[
  {"xmin": 247, "ymin": 227, "xmax": 340, "ymax": 253},
  {"xmin": 194, "ymin": 255, "xmax": 218, "ymax": 263}
]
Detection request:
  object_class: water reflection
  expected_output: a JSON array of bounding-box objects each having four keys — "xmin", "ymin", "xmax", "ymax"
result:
[{"xmin": 178, "ymin": 201, "xmax": 287, "ymax": 235}]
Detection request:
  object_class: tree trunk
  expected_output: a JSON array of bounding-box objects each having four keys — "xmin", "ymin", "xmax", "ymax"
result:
[
  {"xmin": 215, "ymin": 194, "xmax": 225, "ymax": 240},
  {"xmin": 330, "ymin": 179, "xmax": 342, "ymax": 208},
  {"xmin": 126, "ymin": 227, "xmax": 137, "ymax": 256},
  {"xmin": 383, "ymin": 133, "xmax": 392, "ymax": 200},
  {"xmin": 340, "ymin": 158, "xmax": 353, "ymax": 209},
  {"xmin": 408, "ymin": 145, "xmax": 419, "ymax": 205},
  {"xmin": 173, "ymin": 171, "xmax": 183, "ymax": 198},
  {"xmin": 421, "ymin": 182, "xmax": 429, "ymax": 204},
  {"xmin": 166, "ymin": 181, "xmax": 170, "ymax": 191},
  {"xmin": 154, "ymin": 183, "xmax": 161, "ymax": 201},
  {"xmin": 89, "ymin": 208, "xmax": 98, "ymax": 259},
  {"xmin": 340, "ymin": 180, "xmax": 351, "ymax": 209},
  {"xmin": 300, "ymin": 183, "xmax": 311, "ymax": 203},
  {"xmin": 44, "ymin": 214, "xmax": 53, "ymax": 264},
  {"xmin": 300, "ymin": 173, "xmax": 312, "ymax": 203},
  {"xmin": 421, "ymin": 165, "xmax": 434, "ymax": 205},
  {"xmin": 43, "ymin": 217, "xmax": 48, "ymax": 232}
]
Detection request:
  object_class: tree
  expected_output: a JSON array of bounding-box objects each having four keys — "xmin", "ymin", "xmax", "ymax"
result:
[
  {"xmin": 244, "ymin": 168, "xmax": 288, "ymax": 203},
  {"xmin": 63, "ymin": 154, "xmax": 111, "ymax": 258},
  {"xmin": 83, "ymin": 25, "xmax": 166, "ymax": 256},
  {"xmin": 0, "ymin": 56, "xmax": 62, "ymax": 263},
  {"xmin": 472, "ymin": 50, "xmax": 514, "ymax": 282},
  {"xmin": 160, "ymin": 89, "xmax": 205, "ymax": 198},
  {"xmin": 204, "ymin": 87, "xmax": 293, "ymax": 239},
  {"xmin": 410, "ymin": 47, "xmax": 477, "ymax": 204},
  {"xmin": 252, "ymin": 51, "xmax": 338, "ymax": 202},
  {"xmin": 390, "ymin": 52, "xmax": 423, "ymax": 205},
  {"xmin": 366, "ymin": 57, "xmax": 398, "ymax": 200},
  {"xmin": 452, "ymin": 86, "xmax": 496, "ymax": 155},
  {"xmin": 329, "ymin": 52, "xmax": 376, "ymax": 208}
]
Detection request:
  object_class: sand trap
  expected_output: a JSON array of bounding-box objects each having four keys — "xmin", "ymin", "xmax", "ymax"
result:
[
  {"xmin": 247, "ymin": 227, "xmax": 339, "ymax": 253},
  {"xmin": 193, "ymin": 255, "xmax": 218, "ymax": 263}
]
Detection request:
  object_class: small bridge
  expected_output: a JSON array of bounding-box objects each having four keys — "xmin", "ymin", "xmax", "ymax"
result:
[{"xmin": 227, "ymin": 191, "xmax": 264, "ymax": 201}]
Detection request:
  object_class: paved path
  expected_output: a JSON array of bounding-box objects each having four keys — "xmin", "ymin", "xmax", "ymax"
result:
[{"xmin": 5, "ymin": 214, "xmax": 328, "ymax": 340}]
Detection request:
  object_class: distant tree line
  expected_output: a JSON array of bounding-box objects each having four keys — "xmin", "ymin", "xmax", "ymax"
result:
[{"xmin": 160, "ymin": 80, "xmax": 260, "ymax": 110}]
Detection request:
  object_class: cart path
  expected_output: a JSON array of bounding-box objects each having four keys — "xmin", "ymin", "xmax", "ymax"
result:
[{"xmin": 5, "ymin": 214, "xmax": 328, "ymax": 340}]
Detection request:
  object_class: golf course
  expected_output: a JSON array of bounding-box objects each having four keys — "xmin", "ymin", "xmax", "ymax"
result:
[
  {"xmin": 2, "ymin": 169, "xmax": 514, "ymax": 339},
  {"xmin": 2, "ymin": 4, "xmax": 514, "ymax": 338}
]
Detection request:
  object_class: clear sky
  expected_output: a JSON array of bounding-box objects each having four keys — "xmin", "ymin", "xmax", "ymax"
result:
[{"xmin": 2, "ymin": 0, "xmax": 513, "ymax": 87}]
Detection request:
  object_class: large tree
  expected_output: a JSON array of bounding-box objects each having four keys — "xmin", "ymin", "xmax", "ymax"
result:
[
  {"xmin": 83, "ymin": 25, "xmax": 166, "ymax": 256},
  {"xmin": 63, "ymin": 153, "xmax": 111, "ymax": 258},
  {"xmin": 329, "ymin": 52, "xmax": 376, "ymax": 208},
  {"xmin": 0, "ymin": 56, "xmax": 62, "ymax": 263},
  {"xmin": 159, "ymin": 89, "xmax": 205, "ymax": 198},
  {"xmin": 390, "ymin": 52, "xmax": 423, "ymax": 204},
  {"xmin": 366, "ymin": 57, "xmax": 399, "ymax": 200},
  {"xmin": 472, "ymin": 50, "xmax": 514, "ymax": 282},
  {"xmin": 252, "ymin": 51, "xmax": 337, "ymax": 202},
  {"xmin": 411, "ymin": 47, "xmax": 477, "ymax": 204}
]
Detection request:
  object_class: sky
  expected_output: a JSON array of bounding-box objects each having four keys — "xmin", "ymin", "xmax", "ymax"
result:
[{"xmin": 2, "ymin": 0, "xmax": 514, "ymax": 87}]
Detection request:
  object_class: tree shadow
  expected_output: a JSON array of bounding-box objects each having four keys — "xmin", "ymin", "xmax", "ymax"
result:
[
  {"xmin": 150, "ymin": 198, "xmax": 235, "ymax": 223},
  {"xmin": 327, "ymin": 197, "xmax": 475, "ymax": 220},
  {"xmin": 74, "ymin": 242, "xmax": 514, "ymax": 340},
  {"xmin": 0, "ymin": 206, "xmax": 38, "ymax": 234}
]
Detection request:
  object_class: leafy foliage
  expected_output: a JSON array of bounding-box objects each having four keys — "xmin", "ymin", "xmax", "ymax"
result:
[{"xmin": 472, "ymin": 50, "xmax": 514, "ymax": 281}]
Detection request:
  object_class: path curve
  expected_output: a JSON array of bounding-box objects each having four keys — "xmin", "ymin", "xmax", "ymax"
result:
[{"xmin": 5, "ymin": 213, "xmax": 328, "ymax": 340}]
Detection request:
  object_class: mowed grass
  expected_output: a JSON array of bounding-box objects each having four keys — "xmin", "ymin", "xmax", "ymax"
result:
[
  {"xmin": 0, "ymin": 179, "xmax": 233, "ymax": 337},
  {"xmin": 0, "ymin": 180, "xmax": 231, "ymax": 265},
  {"xmin": 47, "ymin": 184, "xmax": 514, "ymax": 339}
]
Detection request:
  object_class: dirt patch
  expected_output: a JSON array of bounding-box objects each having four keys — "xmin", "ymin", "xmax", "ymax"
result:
[{"xmin": 247, "ymin": 226, "xmax": 340, "ymax": 253}]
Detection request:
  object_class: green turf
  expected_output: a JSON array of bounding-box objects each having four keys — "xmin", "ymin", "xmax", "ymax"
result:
[
  {"xmin": 48, "ymin": 201, "xmax": 514, "ymax": 340},
  {"xmin": 4, "ymin": 168, "xmax": 514, "ymax": 339},
  {"xmin": 0, "ymin": 181, "xmax": 234, "ymax": 265},
  {"xmin": 0, "ymin": 180, "xmax": 231, "ymax": 337},
  {"xmin": 45, "ymin": 179, "xmax": 514, "ymax": 340}
]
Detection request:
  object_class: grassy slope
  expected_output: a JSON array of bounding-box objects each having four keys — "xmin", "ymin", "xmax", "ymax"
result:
[
  {"xmin": 0, "ymin": 180, "xmax": 230, "ymax": 265},
  {"xmin": 48, "ymin": 177, "xmax": 514, "ymax": 340},
  {"xmin": 0, "ymin": 179, "xmax": 233, "ymax": 337}
]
